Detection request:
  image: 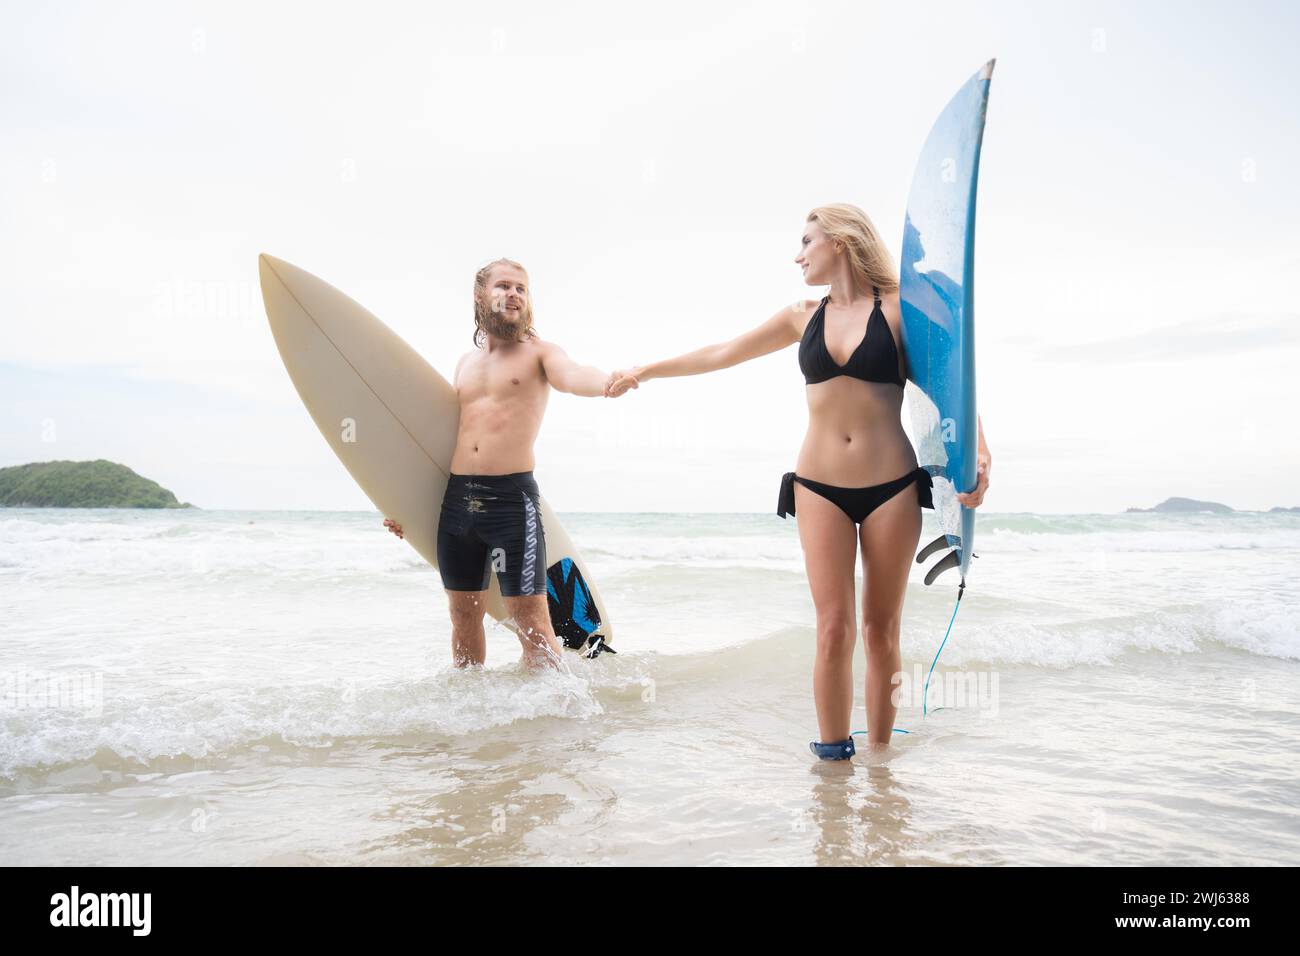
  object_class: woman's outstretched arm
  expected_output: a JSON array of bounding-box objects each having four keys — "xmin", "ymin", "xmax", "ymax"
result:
[{"xmin": 606, "ymin": 301, "xmax": 809, "ymax": 396}]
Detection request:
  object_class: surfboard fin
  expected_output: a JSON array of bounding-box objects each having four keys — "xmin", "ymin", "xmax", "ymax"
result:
[
  {"xmin": 923, "ymin": 549, "xmax": 961, "ymax": 585},
  {"xmin": 581, "ymin": 634, "xmax": 616, "ymax": 658},
  {"xmin": 916, "ymin": 534, "xmax": 950, "ymax": 564}
]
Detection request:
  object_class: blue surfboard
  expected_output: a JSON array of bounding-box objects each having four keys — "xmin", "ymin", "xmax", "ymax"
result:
[{"xmin": 900, "ymin": 59, "xmax": 994, "ymax": 586}]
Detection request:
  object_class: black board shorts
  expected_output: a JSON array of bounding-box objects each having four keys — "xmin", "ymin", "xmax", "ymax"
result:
[{"xmin": 436, "ymin": 472, "xmax": 547, "ymax": 597}]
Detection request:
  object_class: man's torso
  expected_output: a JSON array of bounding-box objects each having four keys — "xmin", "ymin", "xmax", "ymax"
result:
[{"xmin": 450, "ymin": 338, "xmax": 550, "ymax": 474}]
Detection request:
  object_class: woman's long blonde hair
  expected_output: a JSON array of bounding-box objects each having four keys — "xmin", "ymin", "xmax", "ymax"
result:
[
  {"xmin": 806, "ymin": 203, "xmax": 898, "ymax": 295},
  {"xmin": 472, "ymin": 257, "xmax": 537, "ymax": 347}
]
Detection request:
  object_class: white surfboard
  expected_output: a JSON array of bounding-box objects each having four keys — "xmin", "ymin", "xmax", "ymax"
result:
[{"xmin": 258, "ymin": 254, "xmax": 615, "ymax": 655}]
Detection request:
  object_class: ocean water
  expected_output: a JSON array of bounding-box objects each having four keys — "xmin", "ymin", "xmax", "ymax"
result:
[{"xmin": 1, "ymin": 507, "xmax": 1297, "ymax": 866}]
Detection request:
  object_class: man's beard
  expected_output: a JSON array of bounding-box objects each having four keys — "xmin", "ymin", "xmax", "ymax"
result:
[{"xmin": 481, "ymin": 304, "xmax": 531, "ymax": 341}]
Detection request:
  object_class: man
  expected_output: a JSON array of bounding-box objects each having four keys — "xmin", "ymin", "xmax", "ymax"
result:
[{"xmin": 385, "ymin": 258, "xmax": 627, "ymax": 669}]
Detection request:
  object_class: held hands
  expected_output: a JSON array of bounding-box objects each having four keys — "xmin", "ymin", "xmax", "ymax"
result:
[
  {"xmin": 604, "ymin": 367, "xmax": 643, "ymax": 398},
  {"xmin": 383, "ymin": 518, "xmax": 404, "ymax": 540}
]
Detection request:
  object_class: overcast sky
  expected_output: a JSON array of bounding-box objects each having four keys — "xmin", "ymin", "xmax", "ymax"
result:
[{"xmin": 3, "ymin": 0, "xmax": 1298, "ymax": 513}]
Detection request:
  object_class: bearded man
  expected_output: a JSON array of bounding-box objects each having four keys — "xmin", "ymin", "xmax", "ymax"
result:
[{"xmin": 385, "ymin": 258, "xmax": 630, "ymax": 668}]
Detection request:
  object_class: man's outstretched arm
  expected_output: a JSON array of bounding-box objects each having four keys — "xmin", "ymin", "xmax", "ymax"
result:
[{"xmin": 539, "ymin": 340, "xmax": 615, "ymax": 397}]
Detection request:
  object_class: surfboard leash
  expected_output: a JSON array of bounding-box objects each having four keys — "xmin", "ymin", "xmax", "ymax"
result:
[{"xmin": 923, "ymin": 576, "xmax": 965, "ymax": 717}]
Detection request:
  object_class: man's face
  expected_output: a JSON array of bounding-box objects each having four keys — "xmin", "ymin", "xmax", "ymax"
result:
[
  {"xmin": 488, "ymin": 265, "xmax": 528, "ymax": 321},
  {"xmin": 481, "ymin": 264, "xmax": 532, "ymax": 339}
]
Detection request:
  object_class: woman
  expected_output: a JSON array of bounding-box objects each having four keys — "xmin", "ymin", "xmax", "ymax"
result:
[{"xmin": 607, "ymin": 203, "xmax": 991, "ymax": 758}]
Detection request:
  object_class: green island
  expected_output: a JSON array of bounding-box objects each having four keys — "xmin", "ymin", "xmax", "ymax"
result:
[
  {"xmin": 1126, "ymin": 497, "xmax": 1233, "ymax": 514},
  {"xmin": 1127, "ymin": 497, "xmax": 1298, "ymax": 514},
  {"xmin": 0, "ymin": 460, "xmax": 195, "ymax": 509}
]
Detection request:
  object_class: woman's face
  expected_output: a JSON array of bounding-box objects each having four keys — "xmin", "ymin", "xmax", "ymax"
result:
[{"xmin": 794, "ymin": 221, "xmax": 838, "ymax": 286}]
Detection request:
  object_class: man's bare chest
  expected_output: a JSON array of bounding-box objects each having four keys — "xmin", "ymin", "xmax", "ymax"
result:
[{"xmin": 457, "ymin": 353, "xmax": 546, "ymax": 403}]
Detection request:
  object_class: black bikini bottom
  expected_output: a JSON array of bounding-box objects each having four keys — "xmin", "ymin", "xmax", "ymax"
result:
[{"xmin": 778, "ymin": 467, "xmax": 934, "ymax": 524}]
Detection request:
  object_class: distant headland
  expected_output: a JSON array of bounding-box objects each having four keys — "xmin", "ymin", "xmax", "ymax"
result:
[
  {"xmin": 0, "ymin": 460, "xmax": 195, "ymax": 509},
  {"xmin": 1127, "ymin": 497, "xmax": 1299, "ymax": 514}
]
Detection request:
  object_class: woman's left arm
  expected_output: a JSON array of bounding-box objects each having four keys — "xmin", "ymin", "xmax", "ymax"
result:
[{"xmin": 955, "ymin": 416, "xmax": 991, "ymax": 508}]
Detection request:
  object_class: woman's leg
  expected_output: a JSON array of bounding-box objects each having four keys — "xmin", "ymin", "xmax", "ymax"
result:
[
  {"xmin": 794, "ymin": 482, "xmax": 860, "ymax": 743},
  {"xmin": 857, "ymin": 484, "xmax": 923, "ymax": 747}
]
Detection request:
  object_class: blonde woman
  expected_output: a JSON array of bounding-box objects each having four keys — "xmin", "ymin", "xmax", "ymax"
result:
[{"xmin": 608, "ymin": 204, "xmax": 991, "ymax": 757}]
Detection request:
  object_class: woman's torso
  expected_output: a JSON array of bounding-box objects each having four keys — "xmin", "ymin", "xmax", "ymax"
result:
[{"xmin": 794, "ymin": 289, "xmax": 917, "ymax": 486}]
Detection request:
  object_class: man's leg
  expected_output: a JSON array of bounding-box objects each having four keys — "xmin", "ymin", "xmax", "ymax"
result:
[
  {"xmin": 502, "ymin": 594, "xmax": 563, "ymax": 669},
  {"xmin": 482, "ymin": 472, "xmax": 560, "ymax": 669},
  {"xmin": 437, "ymin": 474, "xmax": 493, "ymax": 665},
  {"xmin": 446, "ymin": 590, "xmax": 488, "ymax": 666}
]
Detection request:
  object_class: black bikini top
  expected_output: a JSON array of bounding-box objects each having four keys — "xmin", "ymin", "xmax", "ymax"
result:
[{"xmin": 798, "ymin": 286, "xmax": 905, "ymax": 388}]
